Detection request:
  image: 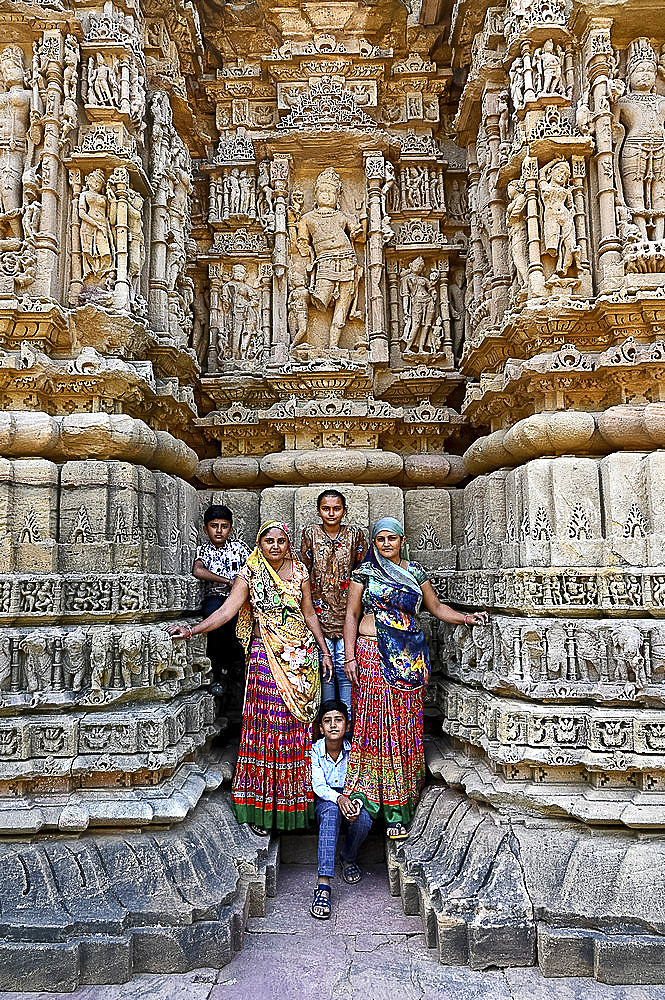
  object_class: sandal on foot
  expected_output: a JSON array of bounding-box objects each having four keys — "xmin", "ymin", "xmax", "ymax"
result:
[
  {"xmin": 249, "ymin": 824, "xmax": 270, "ymax": 836},
  {"xmin": 342, "ymin": 862, "xmax": 362, "ymax": 885},
  {"xmin": 386, "ymin": 823, "xmax": 409, "ymax": 841},
  {"xmin": 310, "ymin": 883, "xmax": 331, "ymax": 920}
]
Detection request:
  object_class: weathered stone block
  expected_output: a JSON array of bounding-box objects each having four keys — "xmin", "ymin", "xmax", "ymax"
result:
[
  {"xmin": 594, "ymin": 934, "xmax": 665, "ymax": 985},
  {"xmin": 537, "ymin": 924, "xmax": 595, "ymax": 978},
  {"xmin": 405, "ymin": 488, "xmax": 455, "ymax": 569}
]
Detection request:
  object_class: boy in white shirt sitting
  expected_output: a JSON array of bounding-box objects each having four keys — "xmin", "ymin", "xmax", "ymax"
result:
[{"xmin": 310, "ymin": 699, "xmax": 372, "ymax": 920}]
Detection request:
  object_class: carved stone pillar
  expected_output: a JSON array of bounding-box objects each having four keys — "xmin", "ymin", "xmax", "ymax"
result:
[
  {"xmin": 148, "ymin": 183, "xmax": 169, "ymax": 334},
  {"xmin": 68, "ymin": 168, "xmax": 83, "ymax": 306},
  {"xmin": 438, "ymin": 260, "xmax": 454, "ymax": 365},
  {"xmin": 584, "ymin": 18, "xmax": 622, "ymax": 287},
  {"xmin": 111, "ymin": 167, "xmax": 130, "ymax": 311},
  {"xmin": 521, "ymin": 41, "xmax": 536, "ymax": 104},
  {"xmin": 36, "ymin": 30, "xmax": 64, "ymax": 298},
  {"xmin": 387, "ymin": 258, "xmax": 400, "ymax": 368},
  {"xmin": 571, "ymin": 155, "xmax": 590, "ymax": 270},
  {"xmin": 271, "ymin": 153, "xmax": 290, "ymax": 364},
  {"xmin": 364, "ymin": 151, "xmax": 388, "ymax": 364},
  {"xmin": 522, "ymin": 156, "xmax": 546, "ymax": 297},
  {"xmin": 207, "ymin": 262, "xmax": 222, "ymax": 372}
]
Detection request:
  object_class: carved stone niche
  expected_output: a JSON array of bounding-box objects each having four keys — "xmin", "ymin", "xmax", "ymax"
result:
[
  {"xmin": 207, "ymin": 259, "xmax": 271, "ymax": 372},
  {"xmin": 285, "ymin": 164, "xmax": 367, "ymax": 359},
  {"xmin": 388, "ymin": 250, "xmax": 456, "ymax": 368}
]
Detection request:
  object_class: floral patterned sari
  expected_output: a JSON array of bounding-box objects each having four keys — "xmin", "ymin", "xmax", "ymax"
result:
[{"xmin": 237, "ymin": 522, "xmax": 321, "ymax": 723}]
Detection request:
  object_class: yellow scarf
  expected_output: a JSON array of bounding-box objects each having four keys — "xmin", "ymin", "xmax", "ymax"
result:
[{"xmin": 237, "ymin": 521, "xmax": 321, "ymax": 723}]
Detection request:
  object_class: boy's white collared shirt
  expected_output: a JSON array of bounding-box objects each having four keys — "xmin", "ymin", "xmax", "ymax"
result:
[{"xmin": 311, "ymin": 737, "xmax": 352, "ymax": 803}]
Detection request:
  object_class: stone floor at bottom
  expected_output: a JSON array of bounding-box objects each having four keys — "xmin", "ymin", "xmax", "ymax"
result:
[{"xmin": 1, "ymin": 862, "xmax": 665, "ymax": 1000}]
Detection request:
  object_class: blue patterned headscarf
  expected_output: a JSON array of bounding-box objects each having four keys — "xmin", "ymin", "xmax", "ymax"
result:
[{"xmin": 368, "ymin": 517, "xmax": 422, "ymax": 598}]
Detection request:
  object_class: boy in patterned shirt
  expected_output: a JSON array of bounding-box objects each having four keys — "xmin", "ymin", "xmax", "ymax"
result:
[
  {"xmin": 193, "ymin": 505, "xmax": 249, "ymax": 712},
  {"xmin": 300, "ymin": 490, "xmax": 367, "ymax": 720}
]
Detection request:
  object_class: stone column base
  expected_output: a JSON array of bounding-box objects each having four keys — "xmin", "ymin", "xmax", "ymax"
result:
[
  {"xmin": 0, "ymin": 790, "xmax": 278, "ymax": 992},
  {"xmin": 387, "ymin": 783, "xmax": 665, "ymax": 984}
]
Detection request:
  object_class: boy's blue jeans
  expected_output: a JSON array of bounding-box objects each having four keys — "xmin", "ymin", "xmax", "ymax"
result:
[
  {"xmin": 315, "ymin": 795, "xmax": 372, "ymax": 878},
  {"xmin": 321, "ymin": 637, "xmax": 352, "ymax": 719}
]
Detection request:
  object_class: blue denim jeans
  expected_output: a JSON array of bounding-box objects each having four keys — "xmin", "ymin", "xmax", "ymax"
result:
[
  {"xmin": 321, "ymin": 637, "xmax": 352, "ymax": 719},
  {"xmin": 315, "ymin": 797, "xmax": 373, "ymax": 877}
]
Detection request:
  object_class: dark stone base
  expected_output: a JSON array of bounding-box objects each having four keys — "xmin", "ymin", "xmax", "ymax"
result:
[
  {"xmin": 388, "ymin": 784, "xmax": 665, "ymax": 983},
  {"xmin": 0, "ymin": 790, "xmax": 278, "ymax": 992}
]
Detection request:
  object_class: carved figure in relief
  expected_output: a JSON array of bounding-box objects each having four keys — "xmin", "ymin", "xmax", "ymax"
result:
[
  {"xmin": 127, "ymin": 189, "xmax": 145, "ymax": 298},
  {"xmin": 509, "ymin": 57, "xmax": 524, "ymax": 109},
  {"xmin": 226, "ymin": 168, "xmax": 241, "ymax": 216},
  {"xmin": 21, "ymin": 166, "xmax": 41, "ymax": 242},
  {"xmin": 21, "ymin": 631, "xmax": 51, "ymax": 692},
  {"xmin": 287, "ymin": 185, "xmax": 305, "ymax": 251},
  {"xmin": 613, "ymin": 38, "xmax": 665, "ymax": 241},
  {"xmin": 62, "ymin": 628, "xmax": 88, "ymax": 690},
  {"xmin": 539, "ymin": 159, "xmax": 581, "ymax": 277},
  {"xmin": 399, "ymin": 257, "xmax": 439, "ymax": 353},
  {"xmin": 0, "ymin": 636, "xmax": 10, "ymax": 691},
  {"xmin": 534, "ymin": 39, "xmax": 565, "ymax": 96},
  {"xmin": 611, "ymin": 624, "xmax": 650, "ymax": 688},
  {"xmin": 448, "ymin": 178, "xmax": 467, "ymax": 220},
  {"xmin": 448, "ymin": 266, "xmax": 466, "ymax": 358},
  {"xmin": 192, "ymin": 285, "xmax": 209, "ymax": 366},
  {"xmin": 79, "ymin": 169, "xmax": 115, "ymax": 283},
  {"xmin": 506, "ymin": 178, "xmax": 529, "ymax": 288},
  {"xmin": 119, "ymin": 629, "xmax": 143, "ymax": 686},
  {"xmin": 63, "ymin": 34, "xmax": 79, "ymax": 101},
  {"xmin": 90, "ymin": 629, "xmax": 112, "ymax": 690},
  {"xmin": 297, "ymin": 168, "xmax": 363, "ymax": 350},
  {"xmin": 239, "ymin": 168, "xmax": 254, "ymax": 217},
  {"xmin": 288, "ymin": 267, "xmax": 310, "ymax": 347},
  {"xmin": 257, "ymin": 159, "xmax": 274, "ymax": 227},
  {"xmin": 87, "ymin": 53, "xmax": 119, "ymax": 107},
  {"xmin": 221, "ymin": 263, "xmax": 260, "ymax": 360},
  {"xmin": 0, "ymin": 45, "xmax": 32, "ymax": 248}
]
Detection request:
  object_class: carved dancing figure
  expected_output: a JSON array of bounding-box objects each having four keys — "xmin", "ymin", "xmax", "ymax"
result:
[
  {"xmin": 613, "ymin": 38, "xmax": 665, "ymax": 241},
  {"xmin": 0, "ymin": 45, "xmax": 32, "ymax": 247},
  {"xmin": 257, "ymin": 159, "xmax": 274, "ymax": 226},
  {"xmin": 63, "ymin": 34, "xmax": 79, "ymax": 101},
  {"xmin": 78, "ymin": 169, "xmax": 115, "ymax": 283},
  {"xmin": 221, "ymin": 263, "xmax": 260, "ymax": 360},
  {"xmin": 539, "ymin": 159, "xmax": 581, "ymax": 277},
  {"xmin": 297, "ymin": 167, "xmax": 364, "ymax": 350}
]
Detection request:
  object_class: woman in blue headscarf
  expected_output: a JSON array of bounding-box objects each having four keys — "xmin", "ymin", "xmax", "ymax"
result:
[{"xmin": 342, "ymin": 517, "xmax": 487, "ymax": 839}]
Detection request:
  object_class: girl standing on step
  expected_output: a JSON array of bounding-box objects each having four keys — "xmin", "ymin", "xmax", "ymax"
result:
[
  {"xmin": 168, "ymin": 521, "xmax": 332, "ymax": 835},
  {"xmin": 342, "ymin": 517, "xmax": 488, "ymax": 840}
]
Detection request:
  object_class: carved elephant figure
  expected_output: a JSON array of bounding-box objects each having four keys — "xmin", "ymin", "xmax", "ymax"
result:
[
  {"xmin": 118, "ymin": 628, "xmax": 144, "ymax": 687},
  {"xmin": 90, "ymin": 630, "xmax": 113, "ymax": 691},
  {"xmin": 610, "ymin": 624, "xmax": 649, "ymax": 688},
  {"xmin": 21, "ymin": 632, "xmax": 52, "ymax": 692},
  {"xmin": 62, "ymin": 628, "xmax": 89, "ymax": 690}
]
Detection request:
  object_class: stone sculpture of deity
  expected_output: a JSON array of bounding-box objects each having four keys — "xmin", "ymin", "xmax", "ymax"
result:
[
  {"xmin": 538, "ymin": 159, "xmax": 580, "ymax": 277},
  {"xmin": 399, "ymin": 256, "xmax": 439, "ymax": 353},
  {"xmin": 0, "ymin": 45, "xmax": 32, "ymax": 249},
  {"xmin": 506, "ymin": 177, "xmax": 529, "ymax": 288},
  {"xmin": 221, "ymin": 263, "xmax": 260, "ymax": 360},
  {"xmin": 78, "ymin": 169, "xmax": 115, "ymax": 284},
  {"xmin": 296, "ymin": 167, "xmax": 363, "ymax": 350},
  {"xmin": 613, "ymin": 37, "xmax": 665, "ymax": 241}
]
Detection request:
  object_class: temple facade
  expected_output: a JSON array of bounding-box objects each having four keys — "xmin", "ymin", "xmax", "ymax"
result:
[{"xmin": 1, "ymin": 0, "xmax": 665, "ymax": 988}]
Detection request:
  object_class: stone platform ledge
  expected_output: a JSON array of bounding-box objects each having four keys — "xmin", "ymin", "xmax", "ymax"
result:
[
  {"xmin": 0, "ymin": 757, "xmax": 225, "ymax": 835},
  {"xmin": 424, "ymin": 736, "xmax": 665, "ymax": 827},
  {"xmin": 0, "ymin": 790, "xmax": 278, "ymax": 993},
  {"xmin": 388, "ymin": 783, "xmax": 665, "ymax": 983}
]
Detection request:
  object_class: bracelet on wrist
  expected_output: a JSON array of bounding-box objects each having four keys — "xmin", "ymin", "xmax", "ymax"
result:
[
  {"xmin": 344, "ymin": 656, "xmax": 356, "ymax": 663},
  {"xmin": 185, "ymin": 624, "xmax": 193, "ymax": 640},
  {"xmin": 464, "ymin": 614, "xmax": 471, "ymax": 627}
]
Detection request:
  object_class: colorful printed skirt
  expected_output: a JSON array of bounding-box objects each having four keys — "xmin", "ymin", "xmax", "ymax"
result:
[
  {"xmin": 232, "ymin": 639, "xmax": 315, "ymax": 831},
  {"xmin": 344, "ymin": 635, "xmax": 425, "ymax": 825}
]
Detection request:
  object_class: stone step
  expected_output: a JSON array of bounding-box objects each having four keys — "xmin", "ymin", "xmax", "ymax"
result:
[{"xmin": 280, "ymin": 830, "xmax": 386, "ymax": 866}]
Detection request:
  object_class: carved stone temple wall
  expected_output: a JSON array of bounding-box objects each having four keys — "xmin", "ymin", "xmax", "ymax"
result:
[{"xmin": 2, "ymin": 0, "xmax": 665, "ymax": 989}]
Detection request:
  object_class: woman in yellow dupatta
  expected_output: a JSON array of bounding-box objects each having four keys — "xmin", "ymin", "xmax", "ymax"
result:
[{"xmin": 168, "ymin": 521, "xmax": 332, "ymax": 834}]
